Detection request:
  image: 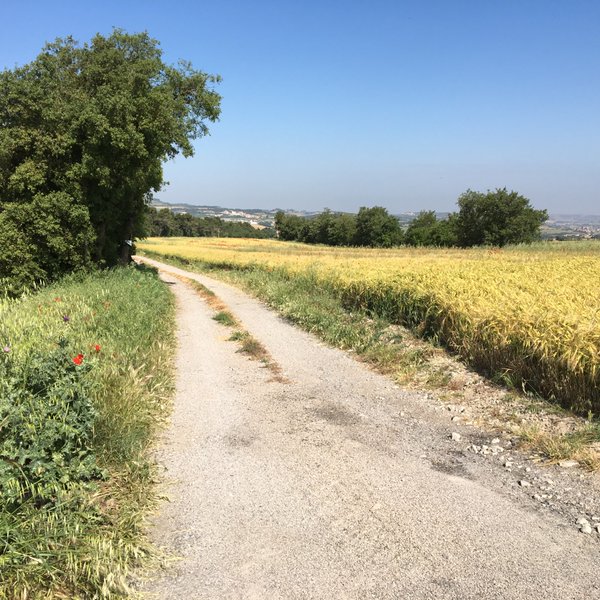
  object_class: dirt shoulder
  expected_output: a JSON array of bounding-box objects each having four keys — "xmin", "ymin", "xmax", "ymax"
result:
[{"xmin": 139, "ymin": 257, "xmax": 600, "ymax": 600}]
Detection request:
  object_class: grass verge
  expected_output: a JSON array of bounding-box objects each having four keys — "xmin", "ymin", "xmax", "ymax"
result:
[
  {"xmin": 0, "ymin": 265, "xmax": 175, "ymax": 599},
  {"xmin": 146, "ymin": 254, "xmax": 450, "ymax": 386}
]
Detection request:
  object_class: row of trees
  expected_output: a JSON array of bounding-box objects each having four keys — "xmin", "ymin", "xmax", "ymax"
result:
[
  {"xmin": 275, "ymin": 189, "xmax": 548, "ymax": 248},
  {"xmin": 0, "ymin": 30, "xmax": 221, "ymax": 296},
  {"xmin": 146, "ymin": 207, "xmax": 275, "ymax": 239},
  {"xmin": 276, "ymin": 206, "xmax": 404, "ymax": 247}
]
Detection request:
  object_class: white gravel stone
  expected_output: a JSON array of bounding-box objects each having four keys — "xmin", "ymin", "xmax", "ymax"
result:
[
  {"xmin": 519, "ymin": 480, "xmax": 532, "ymax": 488},
  {"xmin": 559, "ymin": 460, "xmax": 580, "ymax": 468},
  {"xmin": 451, "ymin": 432, "xmax": 462, "ymax": 441}
]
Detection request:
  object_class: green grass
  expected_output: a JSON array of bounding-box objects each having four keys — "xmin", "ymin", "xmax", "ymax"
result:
[
  {"xmin": 230, "ymin": 330, "xmax": 267, "ymax": 361},
  {"xmin": 0, "ymin": 265, "xmax": 175, "ymax": 599},
  {"xmin": 213, "ymin": 310, "xmax": 238, "ymax": 327}
]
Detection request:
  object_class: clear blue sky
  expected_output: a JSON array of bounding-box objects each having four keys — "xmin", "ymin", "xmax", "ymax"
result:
[{"xmin": 2, "ymin": 0, "xmax": 599, "ymax": 214}]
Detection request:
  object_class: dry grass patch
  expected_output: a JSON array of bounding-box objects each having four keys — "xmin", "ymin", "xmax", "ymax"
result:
[
  {"xmin": 177, "ymin": 275, "xmax": 228, "ymax": 312},
  {"xmin": 520, "ymin": 424, "xmax": 600, "ymax": 472},
  {"xmin": 227, "ymin": 330, "xmax": 290, "ymax": 383}
]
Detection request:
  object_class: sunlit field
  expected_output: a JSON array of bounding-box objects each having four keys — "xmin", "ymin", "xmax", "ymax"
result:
[{"xmin": 138, "ymin": 238, "xmax": 600, "ymax": 415}]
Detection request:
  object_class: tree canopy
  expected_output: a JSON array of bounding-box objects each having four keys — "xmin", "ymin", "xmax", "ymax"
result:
[
  {"xmin": 0, "ymin": 30, "xmax": 221, "ymax": 294},
  {"xmin": 274, "ymin": 207, "xmax": 401, "ymax": 248},
  {"xmin": 455, "ymin": 188, "xmax": 547, "ymax": 247},
  {"xmin": 404, "ymin": 211, "xmax": 458, "ymax": 247},
  {"xmin": 354, "ymin": 206, "xmax": 404, "ymax": 247}
]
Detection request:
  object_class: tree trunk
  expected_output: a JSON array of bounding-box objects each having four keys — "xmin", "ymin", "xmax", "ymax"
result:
[{"xmin": 119, "ymin": 216, "xmax": 134, "ymax": 265}]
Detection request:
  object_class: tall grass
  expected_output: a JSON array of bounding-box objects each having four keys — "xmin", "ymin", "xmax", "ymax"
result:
[{"xmin": 0, "ymin": 265, "xmax": 175, "ymax": 599}]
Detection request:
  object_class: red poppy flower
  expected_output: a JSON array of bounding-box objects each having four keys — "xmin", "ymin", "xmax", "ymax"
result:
[
  {"xmin": 94, "ymin": 344, "xmax": 101, "ymax": 353},
  {"xmin": 72, "ymin": 353, "xmax": 84, "ymax": 365}
]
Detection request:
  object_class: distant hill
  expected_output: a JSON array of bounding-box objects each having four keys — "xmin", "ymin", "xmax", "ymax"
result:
[{"xmin": 150, "ymin": 199, "xmax": 317, "ymax": 228}]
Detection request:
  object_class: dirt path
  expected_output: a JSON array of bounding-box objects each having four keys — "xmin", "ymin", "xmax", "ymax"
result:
[{"xmin": 139, "ymin": 257, "xmax": 600, "ymax": 600}]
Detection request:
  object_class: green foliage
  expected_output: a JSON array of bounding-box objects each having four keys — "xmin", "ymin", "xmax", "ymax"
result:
[
  {"xmin": 0, "ymin": 342, "xmax": 100, "ymax": 509},
  {"xmin": 274, "ymin": 207, "xmax": 400, "ymax": 247},
  {"xmin": 0, "ymin": 266, "xmax": 175, "ymax": 598},
  {"xmin": 213, "ymin": 310, "xmax": 238, "ymax": 326},
  {"xmin": 404, "ymin": 211, "xmax": 436, "ymax": 246},
  {"xmin": 404, "ymin": 190, "xmax": 545, "ymax": 249},
  {"xmin": 455, "ymin": 188, "xmax": 548, "ymax": 247},
  {"xmin": 0, "ymin": 29, "xmax": 221, "ymax": 294},
  {"xmin": 300, "ymin": 209, "xmax": 358, "ymax": 246},
  {"xmin": 405, "ymin": 211, "xmax": 458, "ymax": 247},
  {"xmin": 354, "ymin": 206, "xmax": 404, "ymax": 247},
  {"xmin": 327, "ymin": 212, "xmax": 358, "ymax": 246},
  {"xmin": 0, "ymin": 192, "xmax": 94, "ymax": 296},
  {"xmin": 275, "ymin": 189, "xmax": 547, "ymax": 250},
  {"xmin": 274, "ymin": 211, "xmax": 307, "ymax": 241}
]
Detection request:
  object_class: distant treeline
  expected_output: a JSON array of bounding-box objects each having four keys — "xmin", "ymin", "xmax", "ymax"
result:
[
  {"xmin": 276, "ymin": 189, "xmax": 548, "ymax": 248},
  {"xmin": 146, "ymin": 188, "xmax": 548, "ymax": 248},
  {"xmin": 145, "ymin": 206, "xmax": 276, "ymax": 239},
  {"xmin": 276, "ymin": 207, "xmax": 404, "ymax": 247}
]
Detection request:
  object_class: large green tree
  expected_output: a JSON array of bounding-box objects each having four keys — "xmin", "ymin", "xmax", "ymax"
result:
[
  {"xmin": 455, "ymin": 188, "xmax": 547, "ymax": 247},
  {"xmin": 0, "ymin": 30, "xmax": 221, "ymax": 293},
  {"xmin": 274, "ymin": 211, "xmax": 306, "ymax": 241},
  {"xmin": 354, "ymin": 206, "xmax": 403, "ymax": 248}
]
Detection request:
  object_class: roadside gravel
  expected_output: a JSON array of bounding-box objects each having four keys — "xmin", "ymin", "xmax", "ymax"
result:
[{"xmin": 139, "ymin": 257, "xmax": 600, "ymax": 600}]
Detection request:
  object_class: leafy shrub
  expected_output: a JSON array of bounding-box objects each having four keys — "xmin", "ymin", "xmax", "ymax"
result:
[
  {"xmin": 0, "ymin": 192, "xmax": 94, "ymax": 297},
  {"xmin": 0, "ymin": 340, "xmax": 101, "ymax": 509}
]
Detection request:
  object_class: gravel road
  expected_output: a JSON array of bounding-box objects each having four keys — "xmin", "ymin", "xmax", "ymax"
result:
[{"xmin": 139, "ymin": 257, "xmax": 600, "ymax": 600}]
